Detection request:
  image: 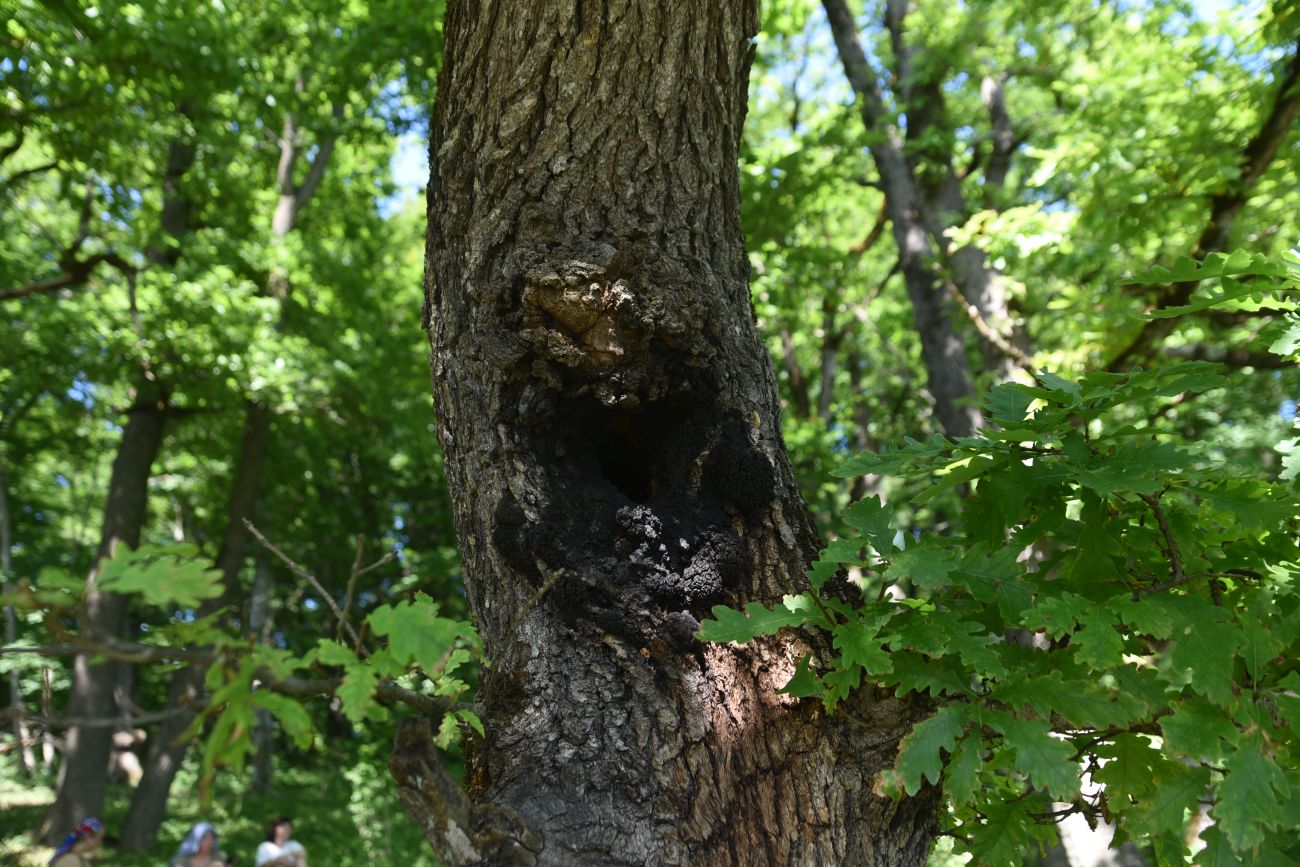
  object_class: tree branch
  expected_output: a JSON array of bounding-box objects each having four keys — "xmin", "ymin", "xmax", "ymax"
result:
[
  {"xmin": 243, "ymin": 519, "xmax": 364, "ymax": 650},
  {"xmin": 942, "ymin": 272, "xmax": 1035, "ymax": 373},
  {"xmin": 294, "ymin": 102, "xmax": 345, "ymax": 209},
  {"xmin": 1, "ymin": 160, "xmax": 58, "ymax": 193},
  {"xmin": 1107, "ymin": 39, "xmax": 1300, "ymax": 371},
  {"xmin": 848, "ymin": 198, "xmax": 889, "ymax": 256},
  {"xmin": 980, "ymin": 73, "xmax": 1015, "ymax": 193},
  {"xmin": 391, "ymin": 717, "xmax": 543, "ymax": 866},
  {"xmin": 0, "ymin": 250, "xmax": 137, "ymax": 302},
  {"xmin": 0, "ymin": 703, "xmax": 196, "ymax": 730}
]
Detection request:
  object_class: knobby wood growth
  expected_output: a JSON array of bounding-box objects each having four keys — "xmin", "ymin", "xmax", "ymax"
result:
[{"xmin": 406, "ymin": 1, "xmax": 938, "ymax": 864}]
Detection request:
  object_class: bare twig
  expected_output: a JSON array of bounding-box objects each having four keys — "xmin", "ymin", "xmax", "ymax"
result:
[
  {"xmin": 0, "ymin": 704, "xmax": 197, "ymax": 730},
  {"xmin": 243, "ymin": 519, "xmax": 363, "ymax": 649},
  {"xmin": 941, "ymin": 272, "xmax": 1036, "ymax": 373},
  {"xmin": 339, "ymin": 536, "xmax": 365, "ymax": 643},
  {"xmin": 1139, "ymin": 492, "xmax": 1188, "ymax": 593}
]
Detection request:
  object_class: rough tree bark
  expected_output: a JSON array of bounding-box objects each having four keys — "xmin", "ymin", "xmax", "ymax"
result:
[
  {"xmin": 40, "ymin": 394, "xmax": 166, "ymax": 841},
  {"xmin": 396, "ymin": 2, "xmax": 938, "ymax": 864}
]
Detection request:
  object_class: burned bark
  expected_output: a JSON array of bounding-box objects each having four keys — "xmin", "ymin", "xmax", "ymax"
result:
[{"xmin": 405, "ymin": 1, "xmax": 938, "ymax": 864}]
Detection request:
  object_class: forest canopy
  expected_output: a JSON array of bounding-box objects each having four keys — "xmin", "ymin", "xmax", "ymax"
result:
[{"xmin": 1, "ymin": 1, "xmax": 1297, "ymax": 865}]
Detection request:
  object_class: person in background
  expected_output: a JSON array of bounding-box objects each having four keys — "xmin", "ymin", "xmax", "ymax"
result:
[
  {"xmin": 254, "ymin": 817, "xmax": 306, "ymax": 867},
  {"xmin": 48, "ymin": 818, "xmax": 103, "ymax": 867},
  {"xmin": 170, "ymin": 821, "xmax": 232, "ymax": 867}
]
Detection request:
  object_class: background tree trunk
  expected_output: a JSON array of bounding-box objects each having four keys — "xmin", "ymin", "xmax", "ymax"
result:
[
  {"xmin": 122, "ymin": 100, "xmax": 339, "ymax": 846},
  {"xmin": 120, "ymin": 402, "xmax": 270, "ymax": 850},
  {"xmin": 403, "ymin": 1, "xmax": 939, "ymax": 864},
  {"xmin": 0, "ymin": 463, "xmax": 36, "ymax": 774},
  {"xmin": 823, "ymin": 0, "xmax": 981, "ymax": 436},
  {"xmin": 41, "ymin": 395, "xmax": 166, "ymax": 842}
]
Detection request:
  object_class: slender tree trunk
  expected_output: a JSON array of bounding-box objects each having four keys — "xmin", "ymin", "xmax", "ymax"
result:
[
  {"xmin": 120, "ymin": 402, "xmax": 270, "ymax": 850},
  {"xmin": 882, "ymin": 0, "xmax": 1024, "ymax": 382},
  {"xmin": 823, "ymin": 0, "xmax": 980, "ymax": 436},
  {"xmin": 248, "ymin": 556, "xmax": 276, "ymax": 793},
  {"xmin": 40, "ymin": 395, "xmax": 166, "ymax": 842},
  {"xmin": 396, "ymin": 3, "xmax": 938, "ymax": 864},
  {"xmin": 0, "ymin": 463, "xmax": 36, "ymax": 774}
]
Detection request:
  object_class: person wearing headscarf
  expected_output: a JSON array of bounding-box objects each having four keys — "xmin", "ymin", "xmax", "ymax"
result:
[
  {"xmin": 169, "ymin": 821, "xmax": 231, "ymax": 867},
  {"xmin": 48, "ymin": 818, "xmax": 103, "ymax": 866}
]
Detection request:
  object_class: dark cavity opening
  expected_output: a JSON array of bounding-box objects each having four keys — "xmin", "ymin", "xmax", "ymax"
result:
[{"xmin": 598, "ymin": 425, "xmax": 653, "ymax": 503}]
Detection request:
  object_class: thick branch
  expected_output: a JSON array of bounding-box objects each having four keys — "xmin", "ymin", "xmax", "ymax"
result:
[
  {"xmin": 294, "ymin": 102, "xmax": 345, "ymax": 209},
  {"xmin": 1, "ymin": 160, "xmax": 58, "ymax": 192},
  {"xmin": 0, "ymin": 251, "xmax": 135, "ymax": 303},
  {"xmin": 981, "ymin": 73, "xmax": 1014, "ymax": 193},
  {"xmin": 1108, "ymin": 40, "xmax": 1300, "ymax": 370},
  {"xmin": 391, "ymin": 717, "xmax": 542, "ymax": 867}
]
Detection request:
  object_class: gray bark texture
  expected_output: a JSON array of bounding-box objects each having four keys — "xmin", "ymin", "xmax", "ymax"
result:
[
  {"xmin": 404, "ymin": 1, "xmax": 939, "ymax": 864},
  {"xmin": 823, "ymin": 0, "xmax": 980, "ymax": 437}
]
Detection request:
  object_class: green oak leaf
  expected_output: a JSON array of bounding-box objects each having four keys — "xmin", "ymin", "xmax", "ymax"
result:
[
  {"xmin": 251, "ymin": 690, "xmax": 314, "ymax": 749},
  {"xmin": 1093, "ymin": 734, "xmax": 1161, "ymax": 804},
  {"xmin": 895, "ymin": 704, "xmax": 969, "ymax": 795},
  {"xmin": 1214, "ymin": 739, "xmax": 1290, "ymax": 851},
  {"xmin": 832, "ymin": 617, "xmax": 893, "ymax": 676},
  {"xmin": 886, "ymin": 652, "xmax": 973, "ymax": 697},
  {"xmin": 992, "ymin": 715, "xmax": 1080, "ymax": 800},
  {"xmin": 697, "ymin": 600, "xmax": 808, "ymax": 644},
  {"xmin": 884, "ymin": 545, "xmax": 958, "ymax": 591},
  {"xmin": 968, "ymin": 800, "xmax": 1038, "ymax": 867},
  {"xmin": 336, "ymin": 661, "xmax": 382, "ymax": 724},
  {"xmin": 96, "ymin": 543, "xmax": 224, "ymax": 608},
  {"xmin": 842, "ymin": 496, "xmax": 897, "ymax": 553},
  {"xmin": 1160, "ymin": 700, "xmax": 1239, "ymax": 760},
  {"xmin": 367, "ymin": 595, "xmax": 473, "ymax": 672},
  {"xmin": 945, "ymin": 733, "xmax": 984, "ymax": 806},
  {"xmin": 1128, "ymin": 763, "xmax": 1210, "ymax": 838},
  {"xmin": 778, "ymin": 653, "xmax": 824, "ymax": 700}
]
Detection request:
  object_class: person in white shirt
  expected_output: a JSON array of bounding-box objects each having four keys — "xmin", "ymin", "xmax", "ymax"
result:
[{"xmin": 254, "ymin": 817, "xmax": 306, "ymax": 867}]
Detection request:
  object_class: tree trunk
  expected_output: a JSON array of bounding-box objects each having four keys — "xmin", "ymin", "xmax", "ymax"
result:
[
  {"xmin": 122, "ymin": 95, "xmax": 339, "ymax": 845},
  {"xmin": 0, "ymin": 462, "xmax": 36, "ymax": 774},
  {"xmin": 823, "ymin": 0, "xmax": 980, "ymax": 436},
  {"xmin": 41, "ymin": 395, "xmax": 166, "ymax": 842},
  {"xmin": 248, "ymin": 555, "xmax": 276, "ymax": 793},
  {"xmin": 399, "ymin": 2, "xmax": 939, "ymax": 864},
  {"xmin": 120, "ymin": 401, "xmax": 270, "ymax": 850}
]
